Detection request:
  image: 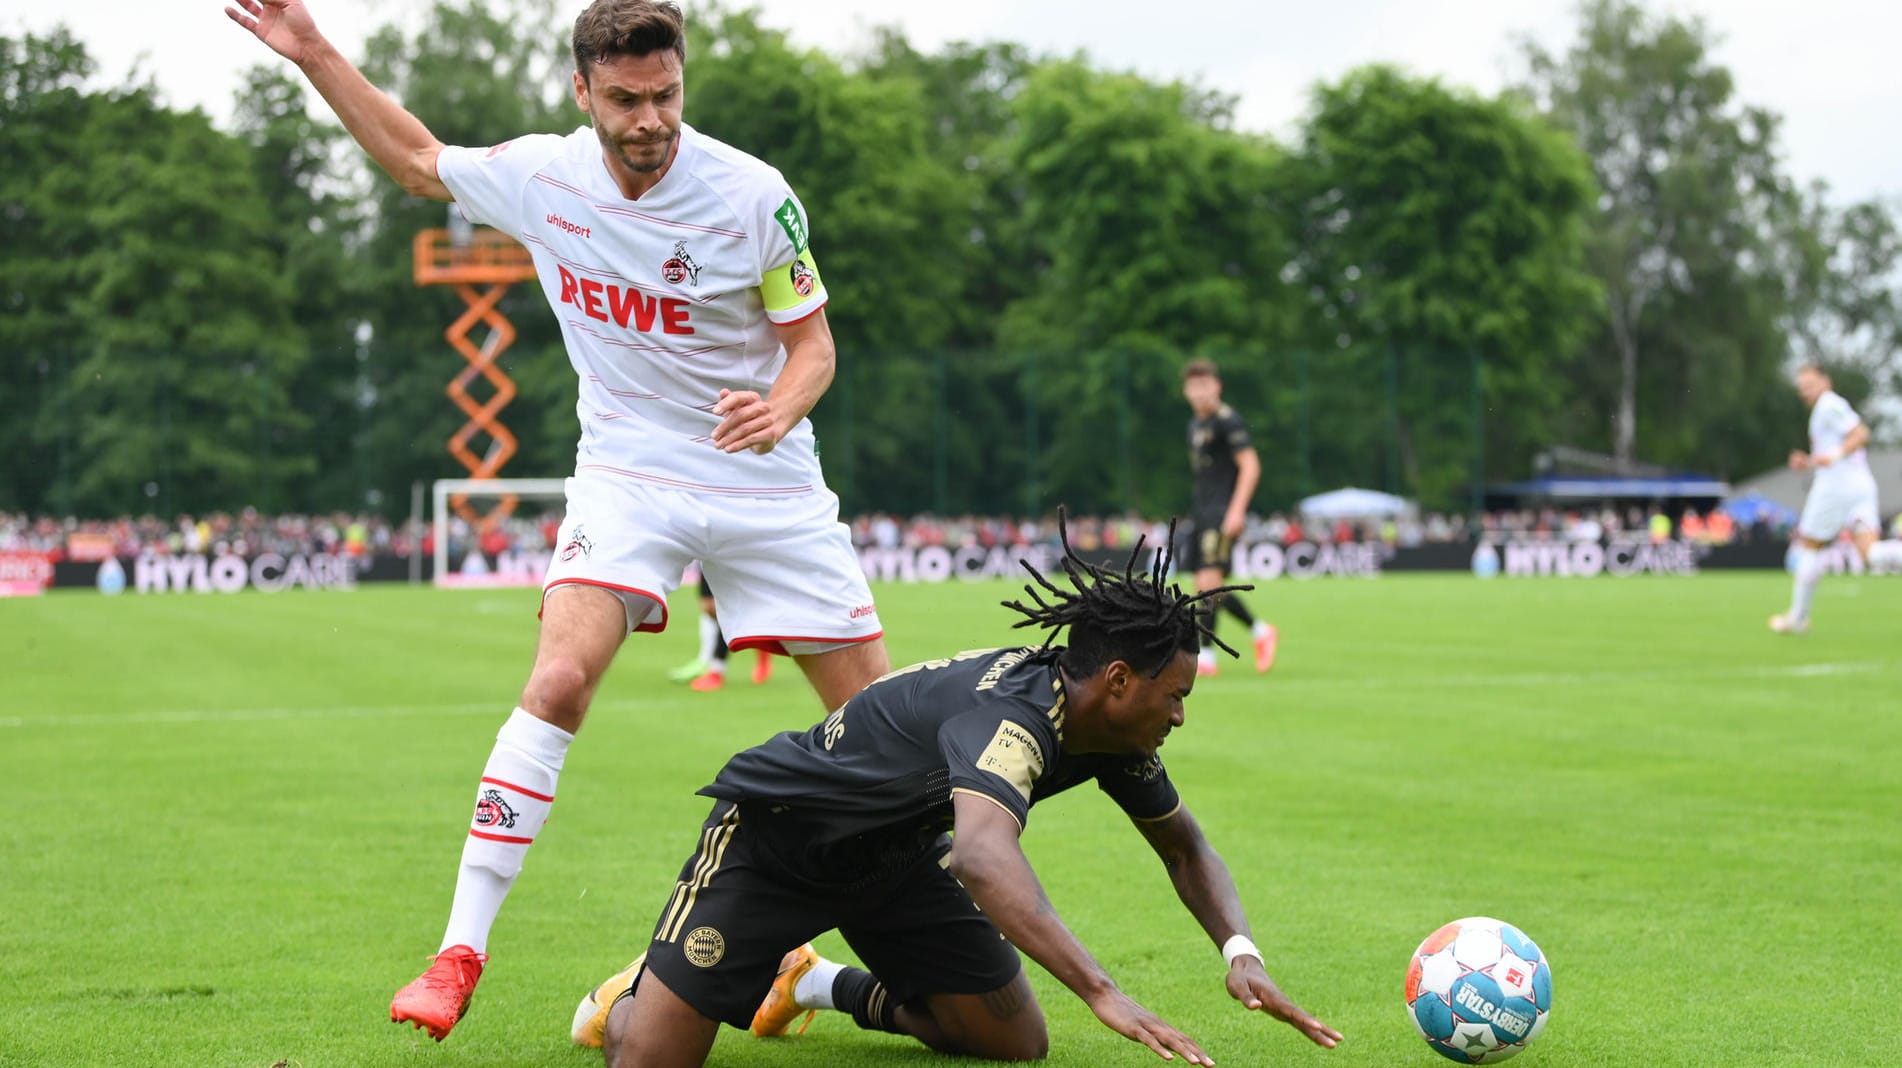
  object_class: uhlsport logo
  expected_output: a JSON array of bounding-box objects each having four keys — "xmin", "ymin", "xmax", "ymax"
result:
[
  {"xmin": 661, "ymin": 240, "xmax": 703, "ymax": 285},
  {"xmin": 849, "ymin": 603, "xmax": 877, "ymax": 620},
  {"xmin": 560, "ymin": 527, "xmax": 593, "ymax": 562},
  {"xmin": 547, "ymin": 212, "xmax": 592, "ymax": 239},
  {"xmin": 683, "ymin": 927, "xmax": 726, "ymax": 968},
  {"xmin": 473, "ymin": 788, "xmax": 519, "ymax": 830}
]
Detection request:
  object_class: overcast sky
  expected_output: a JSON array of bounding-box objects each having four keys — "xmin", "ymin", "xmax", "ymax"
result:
[{"xmin": 4, "ymin": 0, "xmax": 1896, "ymax": 204}]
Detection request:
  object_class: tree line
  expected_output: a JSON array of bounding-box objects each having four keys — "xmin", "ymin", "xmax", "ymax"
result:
[{"xmin": 2, "ymin": 0, "xmax": 1896, "ymax": 520}]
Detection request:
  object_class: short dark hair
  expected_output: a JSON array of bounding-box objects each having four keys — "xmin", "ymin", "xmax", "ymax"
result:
[
  {"xmin": 1181, "ymin": 358, "xmax": 1220, "ymax": 382},
  {"xmin": 572, "ymin": 0, "xmax": 686, "ymax": 79},
  {"xmin": 1003, "ymin": 512, "xmax": 1250, "ymax": 678}
]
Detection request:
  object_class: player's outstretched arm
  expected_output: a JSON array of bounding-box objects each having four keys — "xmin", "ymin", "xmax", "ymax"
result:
[
  {"xmin": 223, "ymin": 0, "xmax": 450, "ymax": 200},
  {"xmin": 1133, "ymin": 805, "xmax": 1342, "ymax": 1049},
  {"xmin": 948, "ymin": 793, "xmax": 1215, "ymax": 1065}
]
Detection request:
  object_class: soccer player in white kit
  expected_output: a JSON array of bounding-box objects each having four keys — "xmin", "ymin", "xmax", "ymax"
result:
[
  {"xmin": 1771, "ymin": 365, "xmax": 1901, "ymax": 632},
  {"xmin": 224, "ymin": 0, "xmax": 892, "ymax": 1040}
]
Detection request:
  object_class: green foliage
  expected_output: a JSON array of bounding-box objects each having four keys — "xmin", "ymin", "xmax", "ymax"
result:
[
  {"xmin": 4, "ymin": 3, "xmax": 1897, "ymax": 518},
  {"xmin": 0, "ymin": 29, "xmax": 308, "ymax": 516},
  {"xmin": 1520, "ymin": 0, "xmax": 1849, "ymax": 475},
  {"xmin": 1280, "ymin": 65, "xmax": 1601, "ymax": 506}
]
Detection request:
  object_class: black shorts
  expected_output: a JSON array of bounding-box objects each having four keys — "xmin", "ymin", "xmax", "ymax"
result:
[
  {"xmin": 640, "ymin": 802, "xmax": 1022, "ymax": 1030},
  {"xmin": 1180, "ymin": 522, "xmax": 1234, "ymax": 573}
]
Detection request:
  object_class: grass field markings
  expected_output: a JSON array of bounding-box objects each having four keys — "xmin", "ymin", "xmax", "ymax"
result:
[
  {"xmin": 1211, "ymin": 659, "xmax": 1893, "ymax": 692},
  {"xmin": 3, "ymin": 661, "xmax": 1891, "ymax": 729},
  {"xmin": 0, "ymin": 700, "xmax": 503, "ymax": 729}
]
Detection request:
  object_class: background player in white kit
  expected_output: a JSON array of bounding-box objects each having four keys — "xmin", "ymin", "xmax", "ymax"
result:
[
  {"xmin": 224, "ymin": 0, "xmax": 892, "ymax": 1040},
  {"xmin": 1771, "ymin": 364, "xmax": 1902, "ymax": 633}
]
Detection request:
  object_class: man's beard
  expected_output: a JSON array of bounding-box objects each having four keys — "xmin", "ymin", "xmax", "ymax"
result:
[{"xmin": 606, "ymin": 126, "xmax": 676, "ymax": 174}]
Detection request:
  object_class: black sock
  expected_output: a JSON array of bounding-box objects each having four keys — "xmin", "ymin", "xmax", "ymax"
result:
[
  {"xmin": 1222, "ymin": 594, "xmax": 1256, "ymax": 628},
  {"xmin": 833, "ymin": 966, "xmax": 900, "ymax": 1033},
  {"xmin": 712, "ymin": 630, "xmax": 729, "ymax": 662}
]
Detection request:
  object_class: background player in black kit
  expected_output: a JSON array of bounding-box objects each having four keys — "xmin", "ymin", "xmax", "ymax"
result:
[
  {"xmin": 570, "ymin": 519, "xmax": 1341, "ymax": 1066},
  {"xmin": 1180, "ymin": 359, "xmax": 1277, "ymax": 677}
]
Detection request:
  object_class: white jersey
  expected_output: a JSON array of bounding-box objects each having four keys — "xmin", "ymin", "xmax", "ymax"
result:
[
  {"xmin": 437, "ymin": 123, "xmax": 830, "ymax": 497},
  {"xmin": 1808, "ymin": 390, "xmax": 1872, "ymax": 487}
]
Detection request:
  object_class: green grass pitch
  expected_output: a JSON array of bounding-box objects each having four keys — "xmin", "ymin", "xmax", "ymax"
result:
[{"xmin": 3, "ymin": 571, "xmax": 1898, "ymax": 1067}]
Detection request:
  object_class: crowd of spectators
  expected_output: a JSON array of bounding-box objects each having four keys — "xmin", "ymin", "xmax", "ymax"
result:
[
  {"xmin": 841, "ymin": 506, "xmax": 1790, "ymax": 552},
  {"xmin": 0, "ymin": 510, "xmax": 414, "ymax": 561},
  {"xmin": 1, "ymin": 502, "xmax": 1814, "ymax": 563}
]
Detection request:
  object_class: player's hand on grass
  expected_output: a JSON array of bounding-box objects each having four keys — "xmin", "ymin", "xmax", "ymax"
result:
[
  {"xmin": 1224, "ymin": 960, "xmax": 1342, "ymax": 1049},
  {"xmin": 712, "ymin": 389, "xmax": 784, "ymax": 454},
  {"xmin": 225, "ymin": 0, "xmax": 324, "ymax": 64},
  {"xmin": 1087, "ymin": 989, "xmax": 1214, "ymax": 1065}
]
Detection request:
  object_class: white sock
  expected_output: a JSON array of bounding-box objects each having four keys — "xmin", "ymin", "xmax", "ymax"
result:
[
  {"xmin": 697, "ymin": 613, "xmax": 720, "ymax": 662},
  {"xmin": 1788, "ymin": 547, "xmax": 1823, "ymax": 622},
  {"xmin": 440, "ymin": 708, "xmax": 573, "ymax": 953},
  {"xmin": 793, "ymin": 957, "xmax": 846, "ymax": 1010},
  {"xmin": 1867, "ymin": 540, "xmax": 1902, "ymax": 574},
  {"xmin": 1197, "ymin": 647, "xmax": 1217, "ymax": 666},
  {"xmin": 1252, "ymin": 620, "xmax": 1271, "ymax": 638}
]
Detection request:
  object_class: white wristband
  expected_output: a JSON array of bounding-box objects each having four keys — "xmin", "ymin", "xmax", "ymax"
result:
[{"xmin": 1221, "ymin": 934, "xmax": 1263, "ymax": 968}]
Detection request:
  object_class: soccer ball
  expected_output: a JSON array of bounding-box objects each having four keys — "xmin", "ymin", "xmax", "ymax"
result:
[{"xmin": 1404, "ymin": 917, "xmax": 1552, "ymax": 1063}]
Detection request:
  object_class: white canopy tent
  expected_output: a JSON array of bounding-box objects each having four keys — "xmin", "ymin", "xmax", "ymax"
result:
[{"xmin": 1296, "ymin": 486, "xmax": 1414, "ymax": 520}]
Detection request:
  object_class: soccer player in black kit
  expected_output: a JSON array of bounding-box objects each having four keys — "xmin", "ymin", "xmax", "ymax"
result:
[
  {"xmin": 1181, "ymin": 359, "xmax": 1277, "ymax": 677},
  {"xmin": 570, "ymin": 520, "xmax": 1341, "ymax": 1066}
]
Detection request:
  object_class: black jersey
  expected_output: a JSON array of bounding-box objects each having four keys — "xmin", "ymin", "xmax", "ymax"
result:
[
  {"xmin": 700, "ymin": 647, "xmax": 1180, "ymax": 878},
  {"xmin": 1189, "ymin": 405, "xmax": 1253, "ymax": 522}
]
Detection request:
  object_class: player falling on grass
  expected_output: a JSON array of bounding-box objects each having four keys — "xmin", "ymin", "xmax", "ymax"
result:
[
  {"xmin": 224, "ymin": 0, "xmax": 891, "ymax": 1040},
  {"xmin": 568, "ymin": 518, "xmax": 1342, "ymax": 1067},
  {"xmin": 1180, "ymin": 359, "xmax": 1277, "ymax": 676},
  {"xmin": 1771, "ymin": 365, "xmax": 1902, "ymax": 633}
]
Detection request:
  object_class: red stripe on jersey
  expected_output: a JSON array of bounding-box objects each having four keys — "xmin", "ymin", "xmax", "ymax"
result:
[
  {"xmin": 469, "ymin": 829, "xmax": 535, "ymax": 844},
  {"xmin": 597, "ymin": 204, "xmax": 746, "ymax": 239},
  {"xmin": 574, "ymin": 463, "xmax": 813, "ymax": 497},
  {"xmin": 480, "ymin": 776, "xmax": 555, "ymax": 803},
  {"xmin": 524, "ymin": 237, "xmax": 722, "ymax": 305}
]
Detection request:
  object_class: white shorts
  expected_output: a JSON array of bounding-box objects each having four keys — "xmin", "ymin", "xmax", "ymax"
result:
[
  {"xmin": 1797, "ymin": 475, "xmax": 1880, "ymax": 542},
  {"xmin": 542, "ymin": 472, "xmax": 880, "ymax": 654}
]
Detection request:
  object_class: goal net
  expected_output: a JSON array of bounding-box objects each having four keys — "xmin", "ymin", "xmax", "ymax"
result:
[{"xmin": 430, "ymin": 477, "xmax": 568, "ymax": 588}]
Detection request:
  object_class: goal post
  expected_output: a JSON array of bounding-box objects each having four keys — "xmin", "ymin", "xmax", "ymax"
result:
[{"xmin": 430, "ymin": 477, "xmax": 569, "ymax": 588}]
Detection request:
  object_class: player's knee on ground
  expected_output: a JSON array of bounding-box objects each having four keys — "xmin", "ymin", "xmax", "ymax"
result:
[
  {"xmin": 901, "ymin": 986, "xmax": 1049, "ymax": 1062},
  {"xmin": 602, "ymin": 995, "xmax": 634, "ymax": 1068}
]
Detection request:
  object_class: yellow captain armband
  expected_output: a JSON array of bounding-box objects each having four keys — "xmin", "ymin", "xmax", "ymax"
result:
[{"xmin": 760, "ymin": 252, "xmax": 826, "ymax": 320}]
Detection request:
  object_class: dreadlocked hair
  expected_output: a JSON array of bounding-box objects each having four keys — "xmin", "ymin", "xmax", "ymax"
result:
[{"xmin": 1001, "ymin": 510, "xmax": 1254, "ymax": 678}]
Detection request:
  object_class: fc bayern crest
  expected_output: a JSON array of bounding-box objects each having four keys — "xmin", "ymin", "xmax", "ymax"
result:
[
  {"xmin": 661, "ymin": 240, "xmax": 702, "ymax": 285},
  {"xmin": 789, "ymin": 258, "xmax": 816, "ymax": 297}
]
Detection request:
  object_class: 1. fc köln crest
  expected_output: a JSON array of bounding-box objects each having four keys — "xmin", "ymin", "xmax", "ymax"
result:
[
  {"xmin": 661, "ymin": 240, "xmax": 703, "ymax": 285},
  {"xmin": 473, "ymin": 788, "xmax": 519, "ymax": 829}
]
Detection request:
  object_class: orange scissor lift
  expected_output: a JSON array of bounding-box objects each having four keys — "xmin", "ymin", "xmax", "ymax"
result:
[{"xmin": 413, "ymin": 226, "xmax": 538, "ymax": 527}]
